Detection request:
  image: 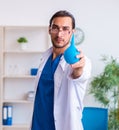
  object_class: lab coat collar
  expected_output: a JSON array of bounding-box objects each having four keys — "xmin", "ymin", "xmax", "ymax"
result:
[
  {"xmin": 59, "ymin": 55, "xmax": 68, "ymax": 72},
  {"xmin": 44, "ymin": 47, "xmax": 68, "ymax": 72}
]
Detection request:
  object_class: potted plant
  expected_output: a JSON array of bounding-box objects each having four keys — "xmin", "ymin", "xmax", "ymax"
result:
[
  {"xmin": 89, "ymin": 55, "xmax": 119, "ymax": 130},
  {"xmin": 17, "ymin": 37, "xmax": 28, "ymax": 50}
]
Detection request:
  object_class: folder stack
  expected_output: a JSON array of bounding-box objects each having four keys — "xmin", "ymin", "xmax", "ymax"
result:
[{"xmin": 3, "ymin": 105, "xmax": 13, "ymax": 125}]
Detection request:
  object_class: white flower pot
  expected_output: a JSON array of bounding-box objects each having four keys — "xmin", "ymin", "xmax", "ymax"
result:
[{"xmin": 20, "ymin": 43, "xmax": 27, "ymax": 50}]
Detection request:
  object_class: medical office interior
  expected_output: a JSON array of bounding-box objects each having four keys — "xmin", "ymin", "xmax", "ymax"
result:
[{"xmin": 0, "ymin": 0, "xmax": 119, "ymax": 130}]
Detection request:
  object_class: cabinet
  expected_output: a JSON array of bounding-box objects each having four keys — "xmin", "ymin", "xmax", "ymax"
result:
[{"xmin": 0, "ymin": 26, "xmax": 50, "ymax": 130}]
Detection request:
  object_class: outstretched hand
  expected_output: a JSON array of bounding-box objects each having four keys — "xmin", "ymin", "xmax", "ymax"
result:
[{"xmin": 71, "ymin": 49, "xmax": 85, "ymax": 79}]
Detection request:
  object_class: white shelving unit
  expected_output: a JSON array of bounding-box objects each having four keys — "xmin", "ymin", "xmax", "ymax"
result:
[
  {"xmin": 0, "ymin": 26, "xmax": 50, "ymax": 130},
  {"xmin": 0, "ymin": 26, "xmax": 4, "ymax": 130}
]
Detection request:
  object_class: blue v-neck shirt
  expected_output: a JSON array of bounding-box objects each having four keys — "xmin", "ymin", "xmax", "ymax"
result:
[{"xmin": 31, "ymin": 54, "xmax": 62, "ymax": 130}]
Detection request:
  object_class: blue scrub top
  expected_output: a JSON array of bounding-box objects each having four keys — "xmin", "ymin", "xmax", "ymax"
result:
[{"xmin": 31, "ymin": 54, "xmax": 62, "ymax": 130}]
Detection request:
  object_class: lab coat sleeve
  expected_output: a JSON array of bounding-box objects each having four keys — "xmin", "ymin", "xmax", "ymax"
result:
[
  {"xmin": 67, "ymin": 56, "xmax": 92, "ymax": 110},
  {"xmin": 68, "ymin": 56, "xmax": 92, "ymax": 83}
]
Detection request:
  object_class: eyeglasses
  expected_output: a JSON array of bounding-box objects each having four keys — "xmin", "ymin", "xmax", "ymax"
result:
[{"xmin": 50, "ymin": 24, "xmax": 71, "ymax": 35}]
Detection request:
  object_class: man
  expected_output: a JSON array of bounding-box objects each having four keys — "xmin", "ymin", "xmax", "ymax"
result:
[{"xmin": 31, "ymin": 10, "xmax": 91, "ymax": 130}]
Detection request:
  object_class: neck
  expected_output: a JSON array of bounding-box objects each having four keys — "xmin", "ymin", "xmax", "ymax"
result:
[{"xmin": 52, "ymin": 47, "xmax": 64, "ymax": 60}]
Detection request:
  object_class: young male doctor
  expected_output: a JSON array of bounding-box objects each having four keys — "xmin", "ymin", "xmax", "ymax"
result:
[{"xmin": 31, "ymin": 10, "xmax": 91, "ymax": 130}]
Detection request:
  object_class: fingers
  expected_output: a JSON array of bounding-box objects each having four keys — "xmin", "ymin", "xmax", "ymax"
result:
[
  {"xmin": 71, "ymin": 56, "xmax": 85, "ymax": 68},
  {"xmin": 71, "ymin": 49, "xmax": 85, "ymax": 69},
  {"xmin": 76, "ymin": 48, "xmax": 83, "ymax": 59}
]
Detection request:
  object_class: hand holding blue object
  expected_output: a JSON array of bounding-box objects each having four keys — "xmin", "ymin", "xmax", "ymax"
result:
[{"xmin": 64, "ymin": 34, "xmax": 80, "ymax": 64}]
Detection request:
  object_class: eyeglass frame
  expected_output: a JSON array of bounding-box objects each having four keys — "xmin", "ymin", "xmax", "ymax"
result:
[{"xmin": 50, "ymin": 24, "xmax": 73, "ymax": 35}]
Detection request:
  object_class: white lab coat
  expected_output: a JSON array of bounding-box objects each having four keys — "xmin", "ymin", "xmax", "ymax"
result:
[{"xmin": 32, "ymin": 47, "xmax": 91, "ymax": 130}]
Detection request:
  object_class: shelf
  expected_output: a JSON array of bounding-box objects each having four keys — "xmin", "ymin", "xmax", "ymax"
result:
[
  {"xmin": 2, "ymin": 124, "xmax": 30, "ymax": 128},
  {"xmin": 0, "ymin": 26, "xmax": 48, "ymax": 130},
  {"xmin": 3, "ymin": 99, "xmax": 33, "ymax": 104},
  {"xmin": 2, "ymin": 75, "xmax": 36, "ymax": 79},
  {"xmin": 4, "ymin": 25, "xmax": 48, "ymax": 29},
  {"xmin": 3, "ymin": 50, "xmax": 43, "ymax": 54}
]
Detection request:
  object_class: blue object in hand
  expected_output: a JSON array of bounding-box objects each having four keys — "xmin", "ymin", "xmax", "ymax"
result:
[{"xmin": 64, "ymin": 34, "xmax": 80, "ymax": 64}]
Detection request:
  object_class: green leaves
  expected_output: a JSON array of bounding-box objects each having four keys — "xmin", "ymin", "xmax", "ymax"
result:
[
  {"xmin": 89, "ymin": 56, "xmax": 119, "ymax": 130},
  {"xmin": 17, "ymin": 37, "xmax": 28, "ymax": 43}
]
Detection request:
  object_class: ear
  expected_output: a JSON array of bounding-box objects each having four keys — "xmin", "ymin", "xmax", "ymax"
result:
[
  {"xmin": 72, "ymin": 28, "xmax": 75, "ymax": 34},
  {"xmin": 49, "ymin": 26, "xmax": 51, "ymax": 35},
  {"xmin": 70, "ymin": 29, "xmax": 76, "ymax": 36}
]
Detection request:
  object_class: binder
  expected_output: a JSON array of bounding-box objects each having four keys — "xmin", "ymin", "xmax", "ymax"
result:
[
  {"xmin": 7, "ymin": 106, "xmax": 13, "ymax": 125},
  {"xmin": 3, "ymin": 106, "xmax": 7, "ymax": 125},
  {"xmin": 2, "ymin": 105, "xmax": 13, "ymax": 125}
]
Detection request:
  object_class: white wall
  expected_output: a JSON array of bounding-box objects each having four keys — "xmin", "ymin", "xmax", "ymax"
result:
[{"xmin": 0, "ymin": 0, "xmax": 119, "ymax": 107}]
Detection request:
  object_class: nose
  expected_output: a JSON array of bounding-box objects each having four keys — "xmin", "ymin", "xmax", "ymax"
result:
[{"xmin": 57, "ymin": 29, "xmax": 64, "ymax": 36}]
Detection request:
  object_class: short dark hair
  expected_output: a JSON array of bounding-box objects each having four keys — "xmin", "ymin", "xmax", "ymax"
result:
[{"xmin": 49, "ymin": 10, "xmax": 75, "ymax": 29}]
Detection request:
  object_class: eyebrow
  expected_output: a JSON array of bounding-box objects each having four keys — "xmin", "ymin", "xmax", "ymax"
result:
[{"xmin": 52, "ymin": 24, "xmax": 70, "ymax": 29}]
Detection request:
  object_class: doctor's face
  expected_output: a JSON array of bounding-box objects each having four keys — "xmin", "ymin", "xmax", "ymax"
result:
[{"xmin": 49, "ymin": 17, "xmax": 74, "ymax": 50}]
